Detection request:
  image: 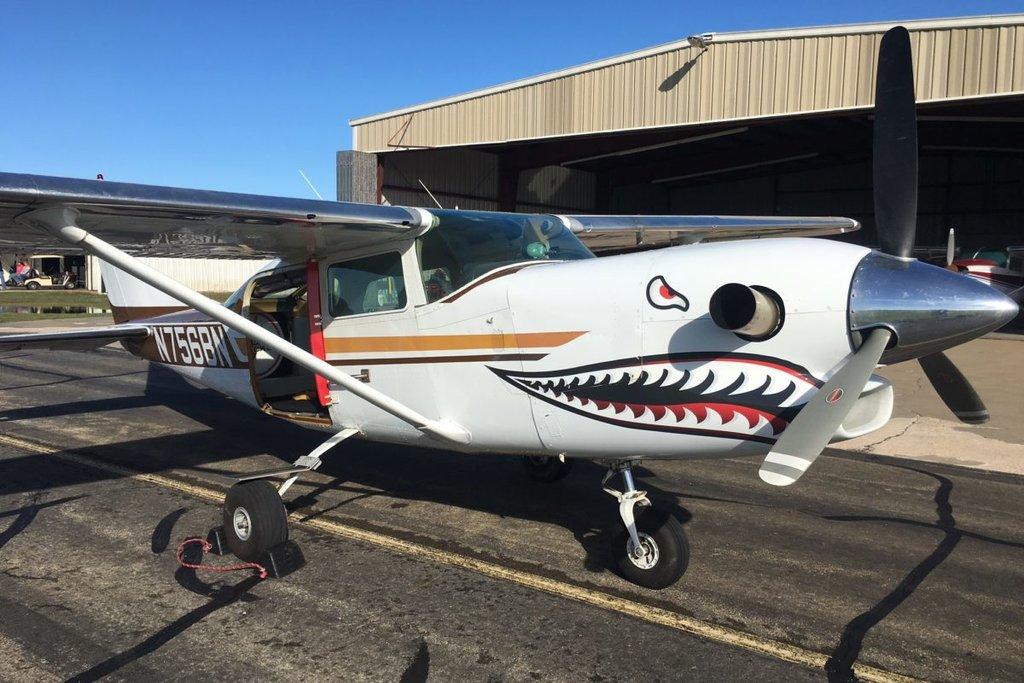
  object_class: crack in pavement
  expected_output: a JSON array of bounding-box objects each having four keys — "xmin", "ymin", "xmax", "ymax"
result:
[{"xmin": 862, "ymin": 416, "xmax": 921, "ymax": 454}]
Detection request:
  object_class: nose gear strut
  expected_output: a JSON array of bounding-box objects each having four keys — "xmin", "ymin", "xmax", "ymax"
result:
[
  {"xmin": 602, "ymin": 460, "xmax": 651, "ymax": 560},
  {"xmin": 603, "ymin": 459, "xmax": 690, "ymax": 590}
]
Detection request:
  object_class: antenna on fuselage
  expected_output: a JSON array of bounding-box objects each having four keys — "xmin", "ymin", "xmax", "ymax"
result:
[
  {"xmin": 298, "ymin": 169, "xmax": 324, "ymax": 200},
  {"xmin": 417, "ymin": 178, "xmax": 444, "ymax": 209}
]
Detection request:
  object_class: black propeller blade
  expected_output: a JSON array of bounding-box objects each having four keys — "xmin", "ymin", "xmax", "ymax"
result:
[
  {"xmin": 919, "ymin": 352, "xmax": 989, "ymax": 424},
  {"xmin": 873, "ymin": 26, "xmax": 918, "ymax": 259},
  {"xmin": 871, "ymin": 26, "xmax": 990, "ymax": 424}
]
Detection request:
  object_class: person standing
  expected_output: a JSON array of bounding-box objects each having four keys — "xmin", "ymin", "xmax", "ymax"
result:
[{"xmin": 0, "ymin": 259, "xmax": 6, "ymax": 290}]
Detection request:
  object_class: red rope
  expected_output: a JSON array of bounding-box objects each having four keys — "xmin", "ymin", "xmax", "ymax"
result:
[{"xmin": 175, "ymin": 537, "xmax": 268, "ymax": 580}]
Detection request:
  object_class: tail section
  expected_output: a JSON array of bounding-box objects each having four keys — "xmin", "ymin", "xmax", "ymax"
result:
[{"xmin": 99, "ymin": 261, "xmax": 189, "ymax": 323}]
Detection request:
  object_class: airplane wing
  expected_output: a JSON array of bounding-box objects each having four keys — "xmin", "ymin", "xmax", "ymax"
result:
[
  {"xmin": 0, "ymin": 173, "xmax": 858, "ymax": 259},
  {"xmin": 0, "ymin": 325, "xmax": 149, "ymax": 352},
  {"xmin": 563, "ymin": 215, "xmax": 860, "ymax": 253},
  {"xmin": 0, "ymin": 172, "xmax": 434, "ymax": 259}
]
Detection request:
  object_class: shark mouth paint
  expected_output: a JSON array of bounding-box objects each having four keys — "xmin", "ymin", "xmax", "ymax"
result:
[{"xmin": 490, "ymin": 353, "xmax": 823, "ymax": 444}]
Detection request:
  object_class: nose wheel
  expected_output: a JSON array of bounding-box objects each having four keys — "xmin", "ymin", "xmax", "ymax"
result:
[
  {"xmin": 604, "ymin": 462, "xmax": 689, "ymax": 589},
  {"xmin": 222, "ymin": 480, "xmax": 288, "ymax": 561}
]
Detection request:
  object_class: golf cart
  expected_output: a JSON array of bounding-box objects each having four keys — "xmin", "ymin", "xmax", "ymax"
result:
[{"xmin": 11, "ymin": 254, "xmax": 79, "ymax": 289}]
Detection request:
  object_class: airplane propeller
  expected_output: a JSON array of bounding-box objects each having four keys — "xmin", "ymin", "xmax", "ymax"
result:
[
  {"xmin": 872, "ymin": 26, "xmax": 918, "ymax": 260},
  {"xmin": 759, "ymin": 25, "xmax": 996, "ymax": 486},
  {"xmin": 759, "ymin": 328, "xmax": 891, "ymax": 486},
  {"xmin": 870, "ymin": 26, "xmax": 991, "ymax": 424}
]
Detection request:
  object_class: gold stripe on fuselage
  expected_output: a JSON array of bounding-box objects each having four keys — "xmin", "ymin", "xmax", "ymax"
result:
[{"xmin": 324, "ymin": 331, "xmax": 585, "ymax": 354}]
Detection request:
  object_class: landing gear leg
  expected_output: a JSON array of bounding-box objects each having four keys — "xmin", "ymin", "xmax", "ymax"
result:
[
  {"xmin": 222, "ymin": 428, "xmax": 358, "ymax": 561},
  {"xmin": 603, "ymin": 460, "xmax": 689, "ymax": 590}
]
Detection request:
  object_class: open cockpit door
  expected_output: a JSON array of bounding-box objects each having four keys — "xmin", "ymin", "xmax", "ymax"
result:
[
  {"xmin": 242, "ymin": 265, "xmax": 330, "ymax": 425},
  {"xmin": 306, "ymin": 259, "xmax": 332, "ymax": 408}
]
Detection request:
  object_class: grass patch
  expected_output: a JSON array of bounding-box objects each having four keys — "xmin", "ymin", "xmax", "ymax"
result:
[
  {"xmin": 0, "ymin": 290, "xmax": 233, "ymax": 324},
  {"xmin": 0, "ymin": 312, "xmax": 109, "ymax": 323},
  {"xmin": 0, "ymin": 291, "xmax": 232, "ymax": 306},
  {"xmin": 0, "ymin": 290, "xmax": 110, "ymax": 307}
]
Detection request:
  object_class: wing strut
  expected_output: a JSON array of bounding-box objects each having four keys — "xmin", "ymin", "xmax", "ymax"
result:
[{"xmin": 20, "ymin": 206, "xmax": 472, "ymax": 446}]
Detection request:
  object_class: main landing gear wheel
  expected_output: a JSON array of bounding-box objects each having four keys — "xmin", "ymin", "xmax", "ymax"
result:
[
  {"xmin": 521, "ymin": 455, "xmax": 574, "ymax": 482},
  {"xmin": 222, "ymin": 480, "xmax": 288, "ymax": 561},
  {"xmin": 603, "ymin": 461, "xmax": 689, "ymax": 590}
]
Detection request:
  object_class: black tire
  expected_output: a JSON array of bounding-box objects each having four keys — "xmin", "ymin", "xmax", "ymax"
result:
[
  {"xmin": 25, "ymin": 281, "xmax": 39, "ymax": 290},
  {"xmin": 64, "ymin": 282, "xmax": 76, "ymax": 289},
  {"xmin": 521, "ymin": 455, "xmax": 574, "ymax": 483},
  {"xmin": 222, "ymin": 480, "xmax": 288, "ymax": 561},
  {"xmin": 612, "ymin": 506, "xmax": 689, "ymax": 590}
]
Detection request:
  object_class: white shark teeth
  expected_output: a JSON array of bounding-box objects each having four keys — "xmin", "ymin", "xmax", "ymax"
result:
[{"xmin": 511, "ymin": 357, "xmax": 820, "ymax": 437}]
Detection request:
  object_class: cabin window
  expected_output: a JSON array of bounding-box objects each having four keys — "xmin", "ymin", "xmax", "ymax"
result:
[
  {"xmin": 416, "ymin": 210, "xmax": 594, "ymax": 298},
  {"xmin": 327, "ymin": 251, "xmax": 406, "ymax": 317}
]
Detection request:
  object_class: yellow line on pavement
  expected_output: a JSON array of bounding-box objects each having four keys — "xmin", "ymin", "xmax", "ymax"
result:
[{"xmin": 0, "ymin": 432, "xmax": 921, "ymax": 683}]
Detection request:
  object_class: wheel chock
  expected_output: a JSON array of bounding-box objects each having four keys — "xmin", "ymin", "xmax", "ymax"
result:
[
  {"xmin": 258, "ymin": 540, "xmax": 306, "ymax": 579},
  {"xmin": 206, "ymin": 526, "xmax": 227, "ymax": 556},
  {"xmin": 202, "ymin": 527, "xmax": 305, "ymax": 578}
]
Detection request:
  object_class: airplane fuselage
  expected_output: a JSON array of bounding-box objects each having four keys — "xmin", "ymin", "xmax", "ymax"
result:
[{"xmin": 115, "ymin": 237, "xmax": 895, "ymax": 461}]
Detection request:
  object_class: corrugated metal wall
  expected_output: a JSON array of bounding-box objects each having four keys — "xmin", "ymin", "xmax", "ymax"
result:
[
  {"xmin": 382, "ymin": 149, "xmax": 499, "ymax": 210},
  {"xmin": 134, "ymin": 258, "xmax": 275, "ymax": 293},
  {"xmin": 353, "ymin": 19, "xmax": 1024, "ymax": 152},
  {"xmin": 381, "ymin": 149, "xmax": 597, "ymax": 213},
  {"xmin": 517, "ymin": 165, "xmax": 596, "ymax": 213}
]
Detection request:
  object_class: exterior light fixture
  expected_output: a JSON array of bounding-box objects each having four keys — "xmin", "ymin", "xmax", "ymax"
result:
[{"xmin": 687, "ymin": 33, "xmax": 713, "ymax": 49}]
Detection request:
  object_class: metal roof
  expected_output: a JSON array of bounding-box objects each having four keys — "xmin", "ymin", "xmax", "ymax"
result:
[{"xmin": 350, "ymin": 14, "xmax": 1024, "ymax": 153}]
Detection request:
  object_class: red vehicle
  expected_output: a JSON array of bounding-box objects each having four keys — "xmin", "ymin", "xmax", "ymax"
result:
[
  {"xmin": 943, "ymin": 231, "xmax": 1023, "ymax": 302},
  {"xmin": 952, "ymin": 246, "xmax": 1023, "ymax": 300}
]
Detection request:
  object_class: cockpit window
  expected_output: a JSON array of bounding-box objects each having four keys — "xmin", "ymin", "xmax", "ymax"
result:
[
  {"xmin": 327, "ymin": 251, "xmax": 406, "ymax": 317},
  {"xmin": 416, "ymin": 210, "xmax": 593, "ymax": 300}
]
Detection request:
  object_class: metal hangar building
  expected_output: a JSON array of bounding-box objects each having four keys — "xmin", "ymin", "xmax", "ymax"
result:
[{"xmin": 340, "ymin": 14, "xmax": 1024, "ymax": 254}]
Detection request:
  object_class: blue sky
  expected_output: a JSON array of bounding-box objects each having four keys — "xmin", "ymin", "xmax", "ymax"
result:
[{"xmin": 1, "ymin": 1, "xmax": 1018, "ymax": 198}]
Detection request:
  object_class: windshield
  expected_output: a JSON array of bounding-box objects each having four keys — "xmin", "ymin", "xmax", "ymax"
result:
[{"xmin": 417, "ymin": 210, "xmax": 593, "ymax": 299}]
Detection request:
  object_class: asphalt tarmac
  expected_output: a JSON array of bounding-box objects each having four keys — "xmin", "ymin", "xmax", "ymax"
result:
[{"xmin": 0, "ymin": 348, "xmax": 1022, "ymax": 681}]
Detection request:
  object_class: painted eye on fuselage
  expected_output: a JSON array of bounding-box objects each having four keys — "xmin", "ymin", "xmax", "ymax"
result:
[{"xmin": 646, "ymin": 275, "xmax": 689, "ymax": 312}]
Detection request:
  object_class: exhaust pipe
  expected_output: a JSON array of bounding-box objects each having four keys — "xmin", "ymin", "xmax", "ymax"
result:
[{"xmin": 709, "ymin": 283, "xmax": 782, "ymax": 340}]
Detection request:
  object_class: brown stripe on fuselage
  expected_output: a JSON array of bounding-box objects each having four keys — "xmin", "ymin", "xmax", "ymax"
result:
[
  {"xmin": 111, "ymin": 304, "xmax": 190, "ymax": 324},
  {"xmin": 111, "ymin": 298, "xmax": 242, "ymax": 324},
  {"xmin": 323, "ymin": 331, "xmax": 585, "ymax": 354},
  {"xmin": 437, "ymin": 263, "xmax": 543, "ymax": 303},
  {"xmin": 329, "ymin": 353, "xmax": 547, "ymax": 366}
]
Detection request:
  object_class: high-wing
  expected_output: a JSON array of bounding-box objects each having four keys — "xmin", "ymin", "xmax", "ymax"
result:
[
  {"xmin": 0, "ymin": 172, "xmax": 859, "ymax": 260},
  {"xmin": 564, "ymin": 214, "xmax": 860, "ymax": 253},
  {"xmin": 0, "ymin": 172, "xmax": 433, "ymax": 259}
]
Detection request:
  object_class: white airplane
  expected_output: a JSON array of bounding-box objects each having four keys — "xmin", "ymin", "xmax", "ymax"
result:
[{"xmin": 0, "ymin": 27, "xmax": 1017, "ymax": 589}]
